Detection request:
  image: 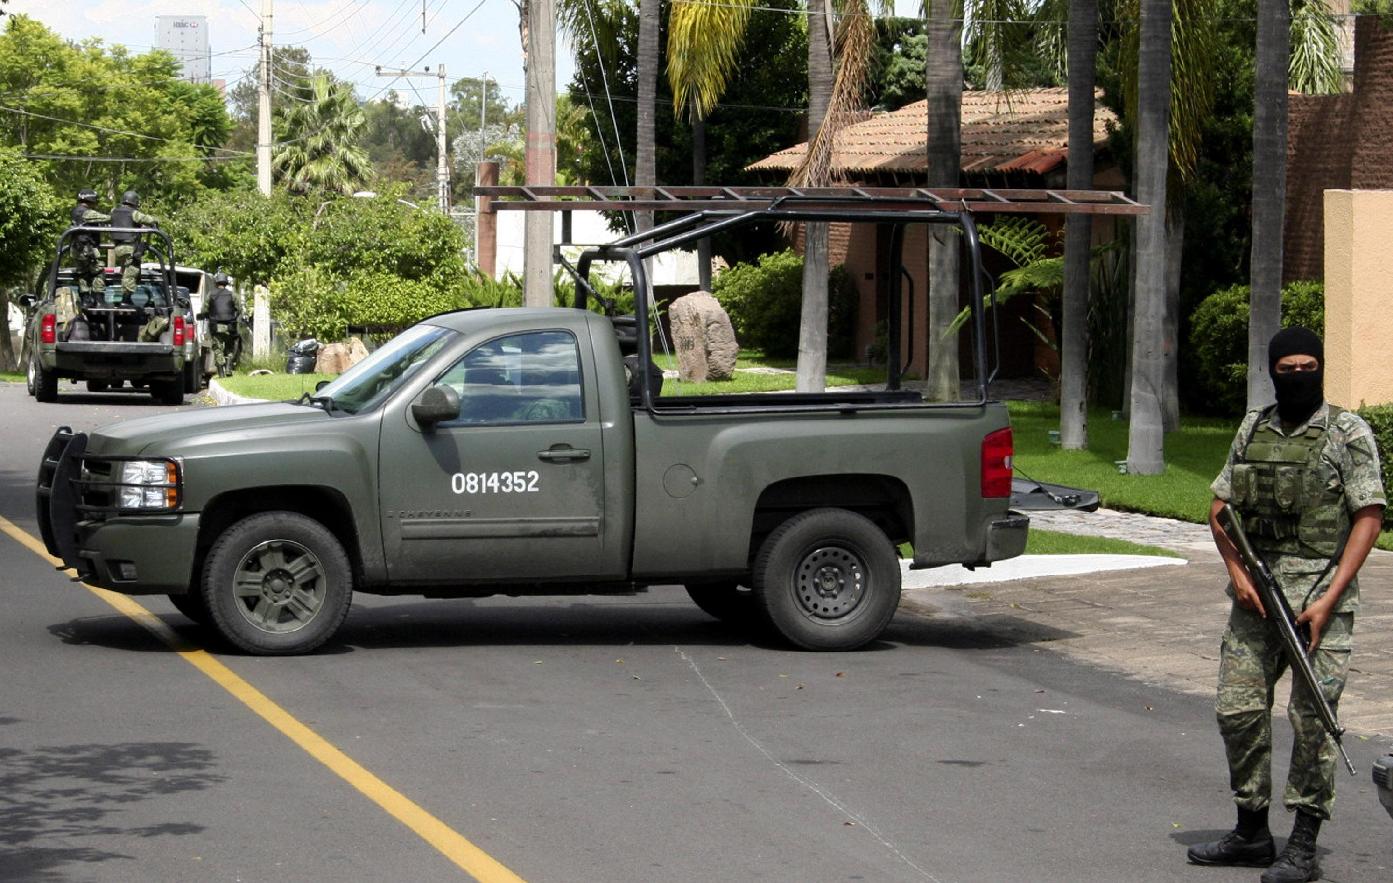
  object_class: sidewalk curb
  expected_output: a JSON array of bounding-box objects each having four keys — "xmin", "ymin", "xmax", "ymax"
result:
[{"xmin": 207, "ymin": 378, "xmax": 262, "ymax": 406}]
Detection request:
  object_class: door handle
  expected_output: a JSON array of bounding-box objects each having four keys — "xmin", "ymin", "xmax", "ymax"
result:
[{"xmin": 537, "ymin": 447, "xmax": 591, "ymax": 462}]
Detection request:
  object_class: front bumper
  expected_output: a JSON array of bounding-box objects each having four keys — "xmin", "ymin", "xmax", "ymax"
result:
[{"xmin": 36, "ymin": 427, "xmax": 199, "ymax": 594}]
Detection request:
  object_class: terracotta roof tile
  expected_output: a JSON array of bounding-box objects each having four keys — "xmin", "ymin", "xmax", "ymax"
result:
[{"xmin": 747, "ymin": 87, "xmax": 1116, "ymax": 177}]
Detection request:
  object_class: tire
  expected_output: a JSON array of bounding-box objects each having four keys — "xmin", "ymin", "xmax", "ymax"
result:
[
  {"xmin": 167, "ymin": 591, "xmax": 212, "ymax": 625},
  {"xmin": 752, "ymin": 508, "xmax": 901, "ymax": 651},
  {"xmin": 152, "ymin": 377, "xmax": 183, "ymax": 405},
  {"xmin": 31, "ymin": 351, "xmax": 57, "ymax": 403},
  {"xmin": 201, "ymin": 511, "xmax": 353, "ymax": 655},
  {"xmin": 183, "ymin": 359, "xmax": 200, "ymax": 394},
  {"xmin": 684, "ymin": 581, "xmax": 754, "ymax": 623},
  {"xmin": 24, "ymin": 348, "xmax": 36, "ymax": 397},
  {"xmin": 86, "ymin": 379, "xmax": 109, "ymax": 393}
]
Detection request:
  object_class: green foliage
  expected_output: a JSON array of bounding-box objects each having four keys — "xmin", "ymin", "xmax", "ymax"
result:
[
  {"xmin": 273, "ymin": 73, "xmax": 372, "ymax": 196},
  {"xmin": 1187, "ymin": 280, "xmax": 1327, "ymax": 416},
  {"xmin": 1353, "ymin": 404, "xmax": 1393, "ymax": 528},
  {"xmin": 164, "ymin": 189, "xmax": 309, "ymax": 285},
  {"xmin": 304, "ymin": 194, "xmax": 467, "ymax": 282},
  {"xmin": 270, "ymin": 268, "xmax": 470, "ymax": 341},
  {"xmin": 710, "ymin": 249, "xmax": 856, "ymax": 359},
  {"xmin": 0, "ymin": 15, "xmax": 238, "ymax": 205},
  {"xmin": 0, "ymin": 148, "xmax": 63, "ymax": 287},
  {"xmin": 868, "ymin": 19, "xmax": 928, "ymax": 110}
]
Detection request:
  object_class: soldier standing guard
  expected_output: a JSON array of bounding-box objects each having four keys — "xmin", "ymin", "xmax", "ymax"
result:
[
  {"xmin": 108, "ymin": 190, "xmax": 159, "ymax": 298},
  {"xmin": 1189, "ymin": 327, "xmax": 1385, "ymax": 882},
  {"xmin": 69, "ymin": 189, "xmax": 110, "ymax": 300},
  {"xmin": 199, "ymin": 272, "xmax": 242, "ymax": 376}
]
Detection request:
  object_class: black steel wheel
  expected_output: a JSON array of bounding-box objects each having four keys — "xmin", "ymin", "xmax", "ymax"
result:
[
  {"xmin": 30, "ymin": 351, "xmax": 57, "ymax": 402},
  {"xmin": 684, "ymin": 581, "xmax": 754, "ymax": 623},
  {"xmin": 201, "ymin": 511, "xmax": 353, "ymax": 655},
  {"xmin": 752, "ymin": 508, "xmax": 900, "ymax": 651},
  {"xmin": 167, "ymin": 591, "xmax": 212, "ymax": 625}
]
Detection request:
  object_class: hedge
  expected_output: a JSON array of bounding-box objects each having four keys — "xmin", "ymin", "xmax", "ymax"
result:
[
  {"xmin": 1355, "ymin": 404, "xmax": 1393, "ymax": 529},
  {"xmin": 711, "ymin": 249, "xmax": 857, "ymax": 359}
]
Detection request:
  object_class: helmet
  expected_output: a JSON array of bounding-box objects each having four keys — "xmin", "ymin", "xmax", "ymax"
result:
[
  {"xmin": 213, "ymin": 272, "xmax": 230, "ymax": 285},
  {"xmin": 77, "ymin": 188, "xmax": 98, "ymax": 205},
  {"xmin": 121, "ymin": 190, "xmax": 140, "ymax": 207}
]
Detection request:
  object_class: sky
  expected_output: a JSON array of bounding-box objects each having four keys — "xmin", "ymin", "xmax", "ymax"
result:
[{"xmin": 15, "ymin": 0, "xmax": 557, "ymax": 108}]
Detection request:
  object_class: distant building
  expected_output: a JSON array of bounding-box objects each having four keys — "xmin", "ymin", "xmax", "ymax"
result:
[{"xmin": 156, "ymin": 15, "xmax": 211, "ymax": 84}]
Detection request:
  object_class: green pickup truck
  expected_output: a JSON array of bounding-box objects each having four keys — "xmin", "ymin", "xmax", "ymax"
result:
[{"xmin": 36, "ymin": 198, "xmax": 1033, "ymax": 655}]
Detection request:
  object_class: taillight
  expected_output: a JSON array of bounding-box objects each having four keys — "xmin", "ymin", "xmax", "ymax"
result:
[
  {"xmin": 40, "ymin": 313, "xmax": 56, "ymax": 344},
  {"xmin": 172, "ymin": 315, "xmax": 186, "ymax": 346},
  {"xmin": 981, "ymin": 427, "xmax": 1013, "ymax": 498}
]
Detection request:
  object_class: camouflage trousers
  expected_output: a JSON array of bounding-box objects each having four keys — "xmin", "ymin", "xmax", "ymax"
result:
[
  {"xmin": 74, "ymin": 249, "xmax": 105, "ymax": 297},
  {"xmin": 112, "ymin": 244, "xmax": 142, "ymax": 295},
  {"xmin": 209, "ymin": 326, "xmax": 240, "ymax": 376},
  {"xmin": 1216, "ymin": 600, "xmax": 1353, "ymax": 821}
]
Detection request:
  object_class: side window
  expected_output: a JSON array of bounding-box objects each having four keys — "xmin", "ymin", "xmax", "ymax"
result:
[{"xmin": 438, "ymin": 330, "xmax": 584, "ymax": 426}]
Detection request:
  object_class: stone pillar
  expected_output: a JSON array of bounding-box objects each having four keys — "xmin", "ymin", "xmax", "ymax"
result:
[
  {"xmin": 253, "ymin": 284, "xmax": 271, "ymax": 359},
  {"xmin": 476, "ymin": 160, "xmax": 499, "ymax": 279},
  {"xmin": 1323, "ymin": 189, "xmax": 1393, "ymax": 408}
]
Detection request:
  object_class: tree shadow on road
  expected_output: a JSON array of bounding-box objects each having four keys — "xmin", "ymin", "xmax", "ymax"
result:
[{"xmin": 0, "ymin": 736, "xmax": 221, "ymax": 881}]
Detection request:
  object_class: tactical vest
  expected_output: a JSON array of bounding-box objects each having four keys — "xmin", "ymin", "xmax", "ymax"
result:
[
  {"xmin": 207, "ymin": 288, "xmax": 237, "ymax": 322},
  {"xmin": 109, "ymin": 204, "xmax": 138, "ymax": 243},
  {"xmin": 70, "ymin": 204, "xmax": 95, "ymax": 251},
  {"xmin": 1230, "ymin": 405, "xmax": 1347, "ymax": 558}
]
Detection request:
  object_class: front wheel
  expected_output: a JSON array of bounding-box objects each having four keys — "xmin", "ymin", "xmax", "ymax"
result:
[
  {"xmin": 201, "ymin": 511, "xmax": 353, "ymax": 655},
  {"xmin": 167, "ymin": 591, "xmax": 212, "ymax": 625},
  {"xmin": 684, "ymin": 581, "xmax": 754, "ymax": 623},
  {"xmin": 752, "ymin": 508, "xmax": 901, "ymax": 651}
]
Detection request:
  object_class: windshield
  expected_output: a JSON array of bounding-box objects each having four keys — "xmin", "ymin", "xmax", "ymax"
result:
[{"xmin": 312, "ymin": 324, "xmax": 456, "ymax": 414}]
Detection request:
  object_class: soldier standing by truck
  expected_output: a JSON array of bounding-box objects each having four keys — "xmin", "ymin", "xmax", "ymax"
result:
[
  {"xmin": 1188, "ymin": 327, "xmax": 1386, "ymax": 882},
  {"xmin": 199, "ymin": 272, "xmax": 241, "ymax": 376},
  {"xmin": 69, "ymin": 189, "xmax": 109, "ymax": 301}
]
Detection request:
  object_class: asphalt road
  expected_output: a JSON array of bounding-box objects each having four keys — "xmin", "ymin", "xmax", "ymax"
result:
[{"xmin": 1, "ymin": 382, "xmax": 1391, "ymax": 882}]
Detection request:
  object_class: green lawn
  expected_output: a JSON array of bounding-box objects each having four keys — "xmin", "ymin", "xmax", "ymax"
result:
[
  {"xmin": 653, "ymin": 350, "xmax": 884, "ymax": 395},
  {"xmin": 217, "ymin": 373, "xmax": 336, "ymax": 400},
  {"xmin": 0, "ymin": 372, "xmax": 22, "ymax": 383},
  {"xmin": 1024, "ymin": 528, "xmax": 1178, "ymax": 557}
]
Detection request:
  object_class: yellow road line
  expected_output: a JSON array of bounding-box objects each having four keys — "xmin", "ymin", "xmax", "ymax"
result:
[{"xmin": 0, "ymin": 514, "xmax": 525, "ymax": 883}]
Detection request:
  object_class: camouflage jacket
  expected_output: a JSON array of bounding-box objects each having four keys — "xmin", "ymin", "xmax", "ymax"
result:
[{"xmin": 1212, "ymin": 402, "xmax": 1385, "ymax": 613}]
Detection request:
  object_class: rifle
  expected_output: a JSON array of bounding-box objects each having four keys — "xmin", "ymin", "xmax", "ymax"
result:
[{"xmin": 1216, "ymin": 503, "xmax": 1356, "ymax": 776}]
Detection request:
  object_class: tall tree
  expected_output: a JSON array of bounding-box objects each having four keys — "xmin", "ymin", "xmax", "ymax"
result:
[
  {"xmin": 1125, "ymin": 0, "xmax": 1172, "ymax": 474},
  {"xmin": 635, "ymin": 0, "xmax": 661, "ymax": 234},
  {"xmin": 1060, "ymin": 0, "xmax": 1098, "ymax": 449},
  {"xmin": 924, "ymin": 0, "xmax": 963, "ymax": 402},
  {"xmin": 795, "ymin": 0, "xmax": 835, "ymax": 393},
  {"xmin": 1247, "ymin": 0, "xmax": 1291, "ymax": 409},
  {"xmin": 273, "ymin": 73, "xmax": 371, "ymax": 195}
]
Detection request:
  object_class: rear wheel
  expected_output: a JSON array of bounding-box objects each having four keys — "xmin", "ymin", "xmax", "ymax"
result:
[
  {"xmin": 31, "ymin": 351, "xmax": 57, "ymax": 402},
  {"xmin": 183, "ymin": 359, "xmax": 199, "ymax": 394},
  {"xmin": 684, "ymin": 581, "xmax": 754, "ymax": 623},
  {"xmin": 152, "ymin": 377, "xmax": 183, "ymax": 405},
  {"xmin": 752, "ymin": 508, "xmax": 901, "ymax": 651},
  {"xmin": 201, "ymin": 511, "xmax": 353, "ymax": 655}
]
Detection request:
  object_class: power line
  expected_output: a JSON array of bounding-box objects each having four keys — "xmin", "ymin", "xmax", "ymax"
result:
[
  {"xmin": 368, "ymin": 0, "xmax": 491, "ymax": 102},
  {"xmin": 21, "ymin": 152, "xmax": 250, "ymax": 163},
  {"xmin": 0, "ymin": 104, "xmax": 253, "ymax": 156}
]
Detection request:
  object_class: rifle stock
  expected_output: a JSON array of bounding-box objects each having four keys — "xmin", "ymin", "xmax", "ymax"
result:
[{"xmin": 1216, "ymin": 503, "xmax": 1356, "ymax": 776}]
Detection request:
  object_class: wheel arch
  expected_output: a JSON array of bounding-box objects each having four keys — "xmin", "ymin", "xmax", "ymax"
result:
[
  {"xmin": 749, "ymin": 474, "xmax": 912, "ymax": 564},
  {"xmin": 193, "ymin": 485, "xmax": 363, "ymax": 586}
]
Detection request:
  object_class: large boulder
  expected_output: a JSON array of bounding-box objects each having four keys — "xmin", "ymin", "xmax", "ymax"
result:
[
  {"xmin": 668, "ymin": 291, "xmax": 738, "ymax": 382},
  {"xmin": 315, "ymin": 336, "xmax": 370, "ymax": 374}
]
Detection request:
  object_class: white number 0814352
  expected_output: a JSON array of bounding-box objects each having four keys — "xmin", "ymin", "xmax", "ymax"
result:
[{"xmin": 451, "ymin": 471, "xmax": 541, "ymax": 494}]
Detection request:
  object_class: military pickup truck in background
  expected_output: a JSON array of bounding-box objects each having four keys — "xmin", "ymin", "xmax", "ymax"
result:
[
  {"xmin": 22, "ymin": 226, "xmax": 202, "ymax": 404},
  {"xmin": 35, "ymin": 191, "xmax": 1150, "ymax": 655}
]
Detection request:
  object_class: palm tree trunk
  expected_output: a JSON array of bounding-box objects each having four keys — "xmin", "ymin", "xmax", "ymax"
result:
[
  {"xmin": 1060, "ymin": 0, "xmax": 1098, "ymax": 449},
  {"xmin": 1125, "ymin": 0, "xmax": 1171, "ymax": 475},
  {"xmin": 1163, "ymin": 205, "xmax": 1184, "ymax": 431},
  {"xmin": 635, "ymin": 0, "xmax": 660, "ymax": 235},
  {"xmin": 925, "ymin": 0, "xmax": 963, "ymax": 402},
  {"xmin": 693, "ymin": 113, "xmax": 713, "ymax": 291},
  {"xmin": 796, "ymin": 0, "xmax": 834, "ymax": 393},
  {"xmin": 1248, "ymin": 0, "xmax": 1289, "ymax": 409}
]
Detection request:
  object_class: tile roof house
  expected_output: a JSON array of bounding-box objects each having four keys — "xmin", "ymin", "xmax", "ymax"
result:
[{"xmin": 746, "ymin": 88, "xmax": 1122, "ymax": 381}]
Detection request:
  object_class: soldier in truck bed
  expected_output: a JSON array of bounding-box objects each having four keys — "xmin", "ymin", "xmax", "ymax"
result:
[
  {"xmin": 109, "ymin": 190, "xmax": 159, "ymax": 298},
  {"xmin": 69, "ymin": 189, "xmax": 109, "ymax": 299}
]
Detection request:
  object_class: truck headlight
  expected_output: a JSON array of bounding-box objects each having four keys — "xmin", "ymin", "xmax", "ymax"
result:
[{"xmin": 118, "ymin": 460, "xmax": 181, "ymax": 510}]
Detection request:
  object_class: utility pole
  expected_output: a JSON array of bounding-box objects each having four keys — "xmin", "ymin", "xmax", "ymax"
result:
[
  {"xmin": 523, "ymin": 0, "xmax": 555, "ymax": 307},
  {"xmin": 257, "ymin": 0, "xmax": 273, "ymax": 195},
  {"xmin": 375, "ymin": 65, "xmax": 451, "ymax": 212},
  {"xmin": 478, "ymin": 71, "xmax": 487, "ymax": 169}
]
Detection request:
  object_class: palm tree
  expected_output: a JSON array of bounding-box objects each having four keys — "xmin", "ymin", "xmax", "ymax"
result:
[
  {"xmin": 1125, "ymin": 0, "xmax": 1171, "ymax": 475},
  {"xmin": 1060, "ymin": 0, "xmax": 1098, "ymax": 449},
  {"xmin": 635, "ymin": 0, "xmax": 660, "ymax": 235},
  {"xmin": 273, "ymin": 73, "xmax": 371, "ymax": 195},
  {"xmin": 924, "ymin": 0, "xmax": 963, "ymax": 402},
  {"xmin": 1248, "ymin": 0, "xmax": 1289, "ymax": 410}
]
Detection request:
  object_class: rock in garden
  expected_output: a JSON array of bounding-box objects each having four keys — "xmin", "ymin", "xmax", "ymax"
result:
[
  {"xmin": 315, "ymin": 337, "xmax": 369, "ymax": 374},
  {"xmin": 668, "ymin": 291, "xmax": 738, "ymax": 382}
]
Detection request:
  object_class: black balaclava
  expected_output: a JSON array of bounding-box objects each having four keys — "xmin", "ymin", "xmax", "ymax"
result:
[{"xmin": 1267, "ymin": 327, "xmax": 1324, "ymax": 425}]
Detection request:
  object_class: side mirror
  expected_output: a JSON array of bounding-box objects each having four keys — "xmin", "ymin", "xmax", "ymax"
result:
[
  {"xmin": 411, "ymin": 385, "xmax": 460, "ymax": 431},
  {"xmin": 315, "ymin": 379, "xmax": 330, "ymax": 392},
  {"xmin": 18, "ymin": 294, "xmax": 35, "ymax": 310}
]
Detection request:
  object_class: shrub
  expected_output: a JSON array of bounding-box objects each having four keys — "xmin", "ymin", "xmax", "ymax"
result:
[
  {"xmin": 1355, "ymin": 404, "xmax": 1393, "ymax": 529},
  {"xmin": 711, "ymin": 249, "xmax": 857, "ymax": 359},
  {"xmin": 270, "ymin": 269, "xmax": 471, "ymax": 340},
  {"xmin": 1187, "ymin": 280, "xmax": 1326, "ymax": 416}
]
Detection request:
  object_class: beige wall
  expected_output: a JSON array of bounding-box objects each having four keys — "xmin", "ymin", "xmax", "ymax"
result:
[{"xmin": 1323, "ymin": 189, "xmax": 1393, "ymax": 408}]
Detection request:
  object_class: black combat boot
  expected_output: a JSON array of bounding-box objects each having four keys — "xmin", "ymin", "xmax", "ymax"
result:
[
  {"xmin": 1187, "ymin": 806, "xmax": 1276, "ymax": 867},
  {"xmin": 1260, "ymin": 811, "xmax": 1322, "ymax": 883}
]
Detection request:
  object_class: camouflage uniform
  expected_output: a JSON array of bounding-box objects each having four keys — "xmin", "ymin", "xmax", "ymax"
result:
[
  {"xmin": 70, "ymin": 204, "xmax": 110, "ymax": 300},
  {"xmin": 109, "ymin": 204, "xmax": 159, "ymax": 297},
  {"xmin": 203, "ymin": 283, "xmax": 241, "ymax": 376},
  {"xmin": 1210, "ymin": 403, "xmax": 1386, "ymax": 820}
]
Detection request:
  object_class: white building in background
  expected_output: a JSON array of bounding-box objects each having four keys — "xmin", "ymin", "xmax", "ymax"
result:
[{"xmin": 156, "ymin": 16, "xmax": 211, "ymax": 84}]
